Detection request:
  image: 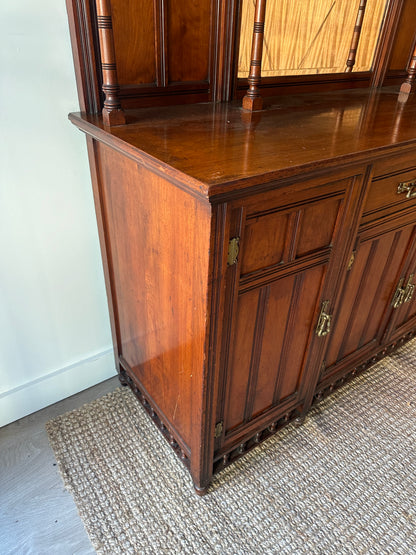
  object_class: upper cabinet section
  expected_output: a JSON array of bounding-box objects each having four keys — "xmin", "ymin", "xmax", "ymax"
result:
[
  {"xmin": 111, "ymin": 0, "xmax": 212, "ymax": 87},
  {"xmin": 66, "ymin": 0, "xmax": 224, "ymax": 113},
  {"xmin": 66, "ymin": 0, "xmax": 416, "ymax": 114}
]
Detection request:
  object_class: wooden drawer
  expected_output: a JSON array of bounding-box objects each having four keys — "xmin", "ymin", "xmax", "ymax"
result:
[{"xmin": 362, "ymin": 150, "xmax": 416, "ymax": 224}]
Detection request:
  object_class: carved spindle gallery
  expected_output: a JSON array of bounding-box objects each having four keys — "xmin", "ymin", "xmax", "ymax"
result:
[
  {"xmin": 293, "ymin": 416, "xmax": 305, "ymax": 428},
  {"xmin": 399, "ymin": 42, "xmax": 416, "ymax": 98},
  {"xmin": 269, "ymin": 422, "xmax": 277, "ymax": 433},
  {"xmin": 95, "ymin": 0, "xmax": 125, "ymax": 126},
  {"xmin": 242, "ymin": 0, "xmax": 267, "ymax": 111},
  {"xmin": 346, "ymin": 0, "xmax": 368, "ymax": 72}
]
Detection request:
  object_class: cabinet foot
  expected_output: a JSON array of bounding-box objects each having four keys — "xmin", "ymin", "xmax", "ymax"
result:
[
  {"xmin": 118, "ymin": 369, "xmax": 129, "ymax": 387},
  {"xmin": 193, "ymin": 483, "xmax": 210, "ymax": 496},
  {"xmin": 293, "ymin": 415, "xmax": 305, "ymax": 428}
]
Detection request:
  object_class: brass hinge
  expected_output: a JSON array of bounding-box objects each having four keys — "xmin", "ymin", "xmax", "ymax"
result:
[
  {"xmin": 347, "ymin": 250, "xmax": 357, "ymax": 271},
  {"xmin": 214, "ymin": 421, "xmax": 224, "ymax": 439},
  {"xmin": 316, "ymin": 300, "xmax": 332, "ymax": 337},
  {"xmin": 227, "ymin": 237, "xmax": 240, "ymax": 266}
]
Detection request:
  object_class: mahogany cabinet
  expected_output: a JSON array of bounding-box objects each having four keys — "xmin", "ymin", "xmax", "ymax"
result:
[{"xmin": 65, "ymin": 0, "xmax": 416, "ymax": 493}]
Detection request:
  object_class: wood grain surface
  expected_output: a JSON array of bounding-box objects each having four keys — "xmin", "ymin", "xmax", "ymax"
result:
[
  {"xmin": 70, "ymin": 87, "xmax": 416, "ymax": 199},
  {"xmin": 238, "ymin": 0, "xmax": 387, "ymax": 77}
]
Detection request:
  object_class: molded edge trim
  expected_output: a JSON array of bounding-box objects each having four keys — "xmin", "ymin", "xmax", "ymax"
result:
[{"xmin": 68, "ymin": 112, "xmax": 211, "ymax": 201}]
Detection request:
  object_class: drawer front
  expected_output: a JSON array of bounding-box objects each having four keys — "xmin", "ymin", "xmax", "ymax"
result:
[{"xmin": 363, "ymin": 150, "xmax": 416, "ymax": 223}]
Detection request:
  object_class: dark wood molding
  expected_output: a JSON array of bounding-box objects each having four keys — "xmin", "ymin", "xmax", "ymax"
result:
[
  {"xmin": 85, "ymin": 137, "xmax": 122, "ymax": 370},
  {"xmin": 243, "ymin": 285, "xmax": 270, "ymax": 421},
  {"xmin": 154, "ymin": 0, "xmax": 168, "ymax": 88},
  {"xmin": 65, "ymin": 0, "xmax": 102, "ymax": 113},
  {"xmin": 212, "ymin": 0, "xmax": 241, "ymax": 102},
  {"xmin": 371, "ymin": 0, "xmax": 404, "ymax": 88}
]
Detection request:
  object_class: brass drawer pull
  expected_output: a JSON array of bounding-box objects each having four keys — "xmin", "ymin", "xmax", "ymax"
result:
[
  {"xmin": 316, "ymin": 301, "xmax": 332, "ymax": 337},
  {"xmin": 397, "ymin": 180, "xmax": 416, "ymax": 199}
]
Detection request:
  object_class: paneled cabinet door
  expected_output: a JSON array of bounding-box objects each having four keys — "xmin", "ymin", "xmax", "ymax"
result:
[
  {"xmin": 382, "ymin": 227, "xmax": 416, "ymax": 343},
  {"xmin": 320, "ymin": 215, "xmax": 416, "ymax": 384},
  {"xmin": 215, "ymin": 170, "xmax": 367, "ymax": 454}
]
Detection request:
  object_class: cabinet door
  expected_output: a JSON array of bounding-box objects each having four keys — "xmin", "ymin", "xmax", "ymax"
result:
[
  {"xmin": 383, "ymin": 231, "xmax": 416, "ymax": 342},
  {"xmin": 216, "ymin": 170, "xmax": 367, "ymax": 453},
  {"xmin": 321, "ymin": 217, "xmax": 416, "ymax": 382}
]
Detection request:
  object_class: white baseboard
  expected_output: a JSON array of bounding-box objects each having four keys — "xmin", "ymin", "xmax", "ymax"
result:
[{"xmin": 0, "ymin": 349, "xmax": 116, "ymax": 428}]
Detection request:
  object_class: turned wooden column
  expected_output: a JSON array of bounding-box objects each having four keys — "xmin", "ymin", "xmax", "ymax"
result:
[
  {"xmin": 399, "ymin": 41, "xmax": 416, "ymax": 97},
  {"xmin": 346, "ymin": 0, "xmax": 367, "ymax": 72},
  {"xmin": 242, "ymin": 0, "xmax": 267, "ymax": 112},
  {"xmin": 96, "ymin": 0, "xmax": 125, "ymax": 126}
]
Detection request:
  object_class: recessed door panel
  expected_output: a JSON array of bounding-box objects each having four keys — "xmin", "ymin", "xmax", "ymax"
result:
[
  {"xmin": 224, "ymin": 264, "xmax": 326, "ymax": 435},
  {"xmin": 323, "ymin": 222, "xmax": 416, "ymax": 376}
]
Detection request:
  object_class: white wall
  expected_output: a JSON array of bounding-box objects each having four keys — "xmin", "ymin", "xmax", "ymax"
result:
[{"xmin": 0, "ymin": 1, "xmax": 116, "ymax": 427}]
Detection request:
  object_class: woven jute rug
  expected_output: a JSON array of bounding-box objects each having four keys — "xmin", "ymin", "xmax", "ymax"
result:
[{"xmin": 46, "ymin": 342, "xmax": 416, "ymax": 555}]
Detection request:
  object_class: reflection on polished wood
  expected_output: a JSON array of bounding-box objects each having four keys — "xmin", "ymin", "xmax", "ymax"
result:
[{"xmin": 70, "ymin": 88, "xmax": 416, "ymax": 197}]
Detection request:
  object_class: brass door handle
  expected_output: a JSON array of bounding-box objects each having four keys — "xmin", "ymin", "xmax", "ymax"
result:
[
  {"xmin": 316, "ymin": 301, "xmax": 332, "ymax": 337},
  {"xmin": 397, "ymin": 180, "xmax": 416, "ymax": 199},
  {"xmin": 404, "ymin": 274, "xmax": 415, "ymax": 303},
  {"xmin": 391, "ymin": 273, "xmax": 416, "ymax": 309}
]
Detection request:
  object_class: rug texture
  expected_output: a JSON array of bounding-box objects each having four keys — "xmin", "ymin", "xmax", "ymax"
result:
[{"xmin": 46, "ymin": 342, "xmax": 416, "ymax": 555}]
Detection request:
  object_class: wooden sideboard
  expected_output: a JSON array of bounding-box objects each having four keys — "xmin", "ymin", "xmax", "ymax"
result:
[
  {"xmin": 69, "ymin": 89, "xmax": 416, "ymax": 493},
  {"xmin": 66, "ymin": 0, "xmax": 416, "ymax": 493}
]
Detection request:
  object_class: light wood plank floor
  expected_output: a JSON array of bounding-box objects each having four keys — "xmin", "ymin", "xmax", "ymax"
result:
[{"xmin": 0, "ymin": 376, "xmax": 119, "ymax": 555}]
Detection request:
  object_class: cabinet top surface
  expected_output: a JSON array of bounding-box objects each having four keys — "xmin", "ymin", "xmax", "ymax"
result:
[{"xmin": 70, "ymin": 88, "xmax": 416, "ymax": 199}]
